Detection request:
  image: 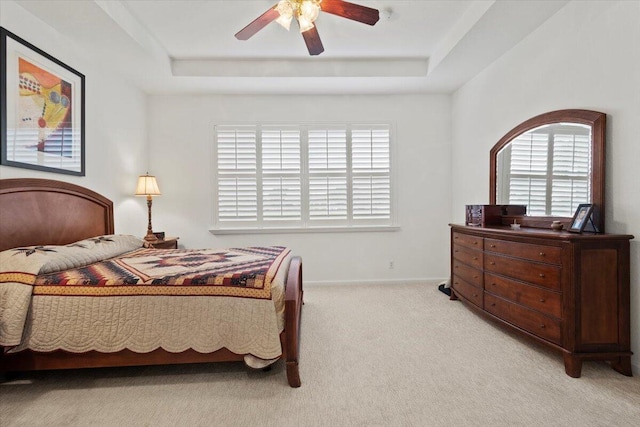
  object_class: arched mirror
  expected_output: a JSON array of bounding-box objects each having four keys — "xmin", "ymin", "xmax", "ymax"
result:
[{"xmin": 490, "ymin": 109, "xmax": 605, "ymax": 232}]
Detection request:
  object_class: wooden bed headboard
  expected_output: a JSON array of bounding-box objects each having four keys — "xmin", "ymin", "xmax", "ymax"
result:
[{"xmin": 0, "ymin": 178, "xmax": 114, "ymax": 251}]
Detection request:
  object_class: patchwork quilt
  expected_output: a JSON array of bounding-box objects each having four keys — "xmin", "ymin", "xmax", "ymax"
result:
[
  {"xmin": 0, "ymin": 235, "xmax": 290, "ymax": 359},
  {"xmin": 33, "ymin": 245, "xmax": 289, "ymax": 299}
]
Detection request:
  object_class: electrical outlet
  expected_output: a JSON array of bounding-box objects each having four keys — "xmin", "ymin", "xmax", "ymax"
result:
[{"xmin": 389, "ymin": 261, "xmax": 394, "ymax": 269}]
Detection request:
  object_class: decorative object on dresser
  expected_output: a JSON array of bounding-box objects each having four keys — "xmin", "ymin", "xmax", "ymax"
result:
[
  {"xmin": 151, "ymin": 237, "xmax": 179, "ymax": 249},
  {"xmin": 135, "ymin": 173, "xmax": 162, "ymax": 242},
  {"xmin": 465, "ymin": 205, "xmax": 526, "ymax": 227},
  {"xmin": 568, "ymin": 204, "xmax": 596, "ymax": 233},
  {"xmin": 551, "ymin": 221, "xmax": 564, "ymax": 231},
  {"xmin": 451, "ymin": 109, "xmax": 634, "ymax": 378}
]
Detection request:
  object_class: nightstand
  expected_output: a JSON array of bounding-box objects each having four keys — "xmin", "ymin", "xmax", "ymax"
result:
[{"xmin": 149, "ymin": 237, "xmax": 179, "ymax": 249}]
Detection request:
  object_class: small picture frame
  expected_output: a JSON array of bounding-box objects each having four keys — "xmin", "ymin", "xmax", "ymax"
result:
[
  {"xmin": 568, "ymin": 204, "xmax": 594, "ymax": 233},
  {"xmin": 153, "ymin": 231, "xmax": 165, "ymax": 241}
]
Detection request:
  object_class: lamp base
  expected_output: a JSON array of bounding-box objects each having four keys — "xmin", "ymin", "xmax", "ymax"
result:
[{"xmin": 144, "ymin": 232, "xmax": 158, "ymax": 242}]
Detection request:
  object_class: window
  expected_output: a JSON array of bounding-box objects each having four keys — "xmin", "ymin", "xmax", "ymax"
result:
[
  {"xmin": 500, "ymin": 123, "xmax": 591, "ymax": 216},
  {"xmin": 214, "ymin": 124, "xmax": 393, "ymax": 232}
]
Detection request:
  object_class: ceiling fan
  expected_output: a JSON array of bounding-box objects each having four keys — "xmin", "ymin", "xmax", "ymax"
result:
[{"xmin": 235, "ymin": 0, "xmax": 380, "ymax": 56}]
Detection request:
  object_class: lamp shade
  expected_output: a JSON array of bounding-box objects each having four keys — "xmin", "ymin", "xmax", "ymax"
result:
[{"xmin": 135, "ymin": 174, "xmax": 161, "ymax": 196}]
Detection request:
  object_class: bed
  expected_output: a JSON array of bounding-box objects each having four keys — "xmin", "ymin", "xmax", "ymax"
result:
[{"xmin": 0, "ymin": 178, "xmax": 303, "ymax": 387}]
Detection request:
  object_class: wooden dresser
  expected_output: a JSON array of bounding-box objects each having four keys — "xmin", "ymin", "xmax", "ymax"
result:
[{"xmin": 449, "ymin": 224, "xmax": 633, "ymax": 377}]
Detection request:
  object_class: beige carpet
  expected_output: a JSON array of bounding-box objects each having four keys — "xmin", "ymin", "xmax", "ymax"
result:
[{"xmin": 1, "ymin": 283, "xmax": 639, "ymax": 426}]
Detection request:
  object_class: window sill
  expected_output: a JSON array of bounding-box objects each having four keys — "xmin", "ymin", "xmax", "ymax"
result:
[{"xmin": 209, "ymin": 225, "xmax": 400, "ymax": 235}]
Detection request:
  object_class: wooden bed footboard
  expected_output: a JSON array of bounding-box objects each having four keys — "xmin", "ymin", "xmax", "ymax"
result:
[{"xmin": 283, "ymin": 256, "xmax": 303, "ymax": 387}]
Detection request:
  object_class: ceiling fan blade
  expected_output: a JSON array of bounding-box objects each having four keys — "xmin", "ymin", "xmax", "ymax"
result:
[
  {"xmin": 235, "ymin": 6, "xmax": 280, "ymax": 40},
  {"xmin": 302, "ymin": 26, "xmax": 325, "ymax": 56},
  {"xmin": 321, "ymin": 0, "xmax": 380, "ymax": 26}
]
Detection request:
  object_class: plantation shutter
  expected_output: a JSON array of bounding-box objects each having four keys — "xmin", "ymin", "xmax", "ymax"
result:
[
  {"xmin": 214, "ymin": 123, "xmax": 393, "ymax": 230},
  {"xmin": 215, "ymin": 125, "xmax": 258, "ymax": 222},
  {"xmin": 551, "ymin": 131, "xmax": 591, "ymax": 216},
  {"xmin": 352, "ymin": 125, "xmax": 391, "ymax": 220},
  {"xmin": 308, "ymin": 128, "xmax": 348, "ymax": 221},
  {"xmin": 506, "ymin": 124, "xmax": 591, "ymax": 216},
  {"xmin": 261, "ymin": 126, "xmax": 302, "ymax": 221},
  {"xmin": 508, "ymin": 133, "xmax": 548, "ymax": 215}
]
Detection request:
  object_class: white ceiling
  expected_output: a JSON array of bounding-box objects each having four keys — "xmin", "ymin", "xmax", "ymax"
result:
[{"xmin": 13, "ymin": 0, "xmax": 570, "ymax": 95}]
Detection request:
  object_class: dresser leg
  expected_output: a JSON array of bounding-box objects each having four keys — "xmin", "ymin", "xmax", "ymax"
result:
[
  {"xmin": 563, "ymin": 353, "xmax": 582, "ymax": 378},
  {"xmin": 449, "ymin": 290, "xmax": 458, "ymax": 301},
  {"xmin": 611, "ymin": 356, "xmax": 633, "ymax": 376}
]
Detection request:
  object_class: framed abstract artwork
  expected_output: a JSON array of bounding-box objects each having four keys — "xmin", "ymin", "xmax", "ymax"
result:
[{"xmin": 1, "ymin": 27, "xmax": 85, "ymax": 176}]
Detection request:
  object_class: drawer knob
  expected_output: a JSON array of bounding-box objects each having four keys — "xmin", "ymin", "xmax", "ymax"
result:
[
  {"xmin": 455, "ymin": 250, "xmax": 459, "ymax": 253},
  {"xmin": 490, "ymin": 244, "xmax": 496, "ymax": 248},
  {"xmin": 539, "ymin": 252, "xmax": 545, "ymax": 256},
  {"xmin": 539, "ymin": 273, "xmax": 545, "ymax": 278},
  {"xmin": 454, "ymin": 236, "xmax": 458, "ymax": 239},
  {"xmin": 473, "ymin": 294, "xmax": 478, "ymax": 297},
  {"xmin": 490, "ymin": 261, "xmax": 495, "ymax": 265},
  {"xmin": 539, "ymin": 298, "xmax": 546, "ymax": 303},
  {"xmin": 540, "ymin": 324, "xmax": 546, "ymax": 329},
  {"xmin": 474, "ymin": 275, "xmax": 479, "ymax": 279},
  {"xmin": 491, "ymin": 303, "xmax": 496, "ymax": 307},
  {"xmin": 491, "ymin": 283, "xmax": 496, "ymax": 286},
  {"xmin": 472, "ymin": 256, "xmax": 478, "ymax": 260},
  {"xmin": 473, "ymin": 242, "xmax": 478, "ymax": 245}
]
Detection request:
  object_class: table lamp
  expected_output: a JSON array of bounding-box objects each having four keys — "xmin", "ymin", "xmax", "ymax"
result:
[{"xmin": 135, "ymin": 173, "xmax": 161, "ymax": 241}]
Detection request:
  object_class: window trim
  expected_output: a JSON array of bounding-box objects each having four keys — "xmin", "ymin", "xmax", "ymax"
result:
[{"xmin": 212, "ymin": 122, "xmax": 397, "ymax": 233}]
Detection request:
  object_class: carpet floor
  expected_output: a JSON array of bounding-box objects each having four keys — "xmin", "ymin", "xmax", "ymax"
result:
[{"xmin": 1, "ymin": 283, "xmax": 639, "ymax": 426}]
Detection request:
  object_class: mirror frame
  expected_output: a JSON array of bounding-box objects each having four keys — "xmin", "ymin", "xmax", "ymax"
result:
[{"xmin": 490, "ymin": 109, "xmax": 606, "ymax": 232}]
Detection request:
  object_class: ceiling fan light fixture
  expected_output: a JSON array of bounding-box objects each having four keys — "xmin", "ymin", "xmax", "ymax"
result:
[
  {"xmin": 235, "ymin": 0, "xmax": 378, "ymax": 56},
  {"xmin": 275, "ymin": 0, "xmax": 321, "ymax": 33},
  {"xmin": 276, "ymin": 0, "xmax": 294, "ymax": 30},
  {"xmin": 276, "ymin": 14, "xmax": 293, "ymax": 31},
  {"xmin": 297, "ymin": 15, "xmax": 315, "ymax": 33},
  {"xmin": 300, "ymin": 1, "xmax": 321, "ymax": 22}
]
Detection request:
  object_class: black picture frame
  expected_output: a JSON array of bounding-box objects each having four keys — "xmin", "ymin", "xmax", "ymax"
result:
[
  {"xmin": 1, "ymin": 27, "xmax": 85, "ymax": 176},
  {"xmin": 568, "ymin": 204, "xmax": 594, "ymax": 233}
]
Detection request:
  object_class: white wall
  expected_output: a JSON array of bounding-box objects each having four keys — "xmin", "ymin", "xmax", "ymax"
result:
[
  {"xmin": 451, "ymin": 0, "xmax": 640, "ymax": 370},
  {"xmin": 147, "ymin": 94, "xmax": 452, "ymax": 284},
  {"xmin": 0, "ymin": 0, "xmax": 148, "ymax": 236}
]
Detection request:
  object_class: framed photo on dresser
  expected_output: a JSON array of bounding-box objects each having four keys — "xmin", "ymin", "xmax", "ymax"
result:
[
  {"xmin": 1, "ymin": 27, "xmax": 85, "ymax": 176},
  {"xmin": 568, "ymin": 204, "xmax": 594, "ymax": 233}
]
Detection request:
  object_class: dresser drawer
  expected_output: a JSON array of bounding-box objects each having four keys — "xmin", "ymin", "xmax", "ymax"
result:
[
  {"xmin": 452, "ymin": 232, "xmax": 483, "ymax": 250},
  {"xmin": 484, "ymin": 253, "xmax": 561, "ymax": 290},
  {"xmin": 452, "ymin": 259, "xmax": 482, "ymax": 287},
  {"xmin": 453, "ymin": 244, "xmax": 483, "ymax": 269},
  {"xmin": 452, "ymin": 275, "xmax": 483, "ymax": 308},
  {"xmin": 484, "ymin": 272, "xmax": 561, "ymax": 319},
  {"xmin": 485, "ymin": 239, "xmax": 562, "ymax": 265},
  {"xmin": 485, "ymin": 294, "xmax": 561, "ymax": 345}
]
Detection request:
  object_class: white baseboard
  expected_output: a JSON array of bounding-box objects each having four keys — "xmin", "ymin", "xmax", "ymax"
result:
[{"xmin": 305, "ymin": 278, "xmax": 446, "ymax": 286}]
